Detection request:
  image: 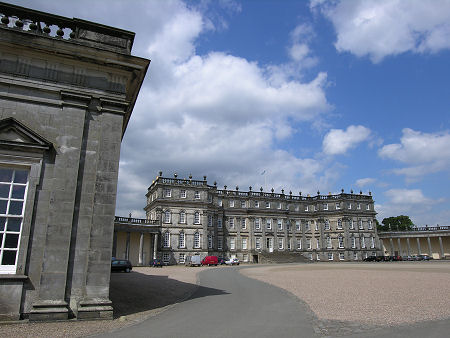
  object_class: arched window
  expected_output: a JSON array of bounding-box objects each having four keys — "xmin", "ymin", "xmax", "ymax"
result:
[
  {"xmin": 179, "ymin": 210, "xmax": 186, "ymax": 224},
  {"xmin": 194, "ymin": 211, "xmax": 200, "ymax": 224},
  {"xmin": 193, "ymin": 232, "xmax": 200, "ymax": 248},
  {"xmin": 163, "ymin": 210, "xmax": 171, "ymax": 223},
  {"xmin": 179, "ymin": 231, "xmax": 185, "ymax": 248},
  {"xmin": 163, "ymin": 231, "xmax": 170, "ymax": 248}
]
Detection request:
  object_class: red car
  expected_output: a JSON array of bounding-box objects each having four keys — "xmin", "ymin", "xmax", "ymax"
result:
[{"xmin": 202, "ymin": 256, "xmax": 218, "ymax": 266}]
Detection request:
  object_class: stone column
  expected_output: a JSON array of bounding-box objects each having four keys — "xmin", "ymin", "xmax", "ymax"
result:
[
  {"xmin": 153, "ymin": 233, "xmax": 158, "ymax": 259},
  {"xmin": 125, "ymin": 232, "xmax": 130, "ymax": 260},
  {"xmin": 397, "ymin": 238, "xmax": 402, "ymax": 256},
  {"xmin": 389, "ymin": 238, "xmax": 394, "ymax": 255},
  {"xmin": 138, "ymin": 232, "xmax": 144, "ymax": 265},
  {"xmin": 406, "ymin": 238, "xmax": 411, "ymax": 256},
  {"xmin": 427, "ymin": 237, "xmax": 432, "ymax": 256},
  {"xmin": 439, "ymin": 237, "xmax": 444, "ymax": 259},
  {"xmin": 417, "ymin": 237, "xmax": 421, "ymax": 255},
  {"xmin": 112, "ymin": 231, "xmax": 117, "ymax": 258}
]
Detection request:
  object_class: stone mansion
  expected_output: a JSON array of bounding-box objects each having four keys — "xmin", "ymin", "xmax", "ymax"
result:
[{"xmin": 143, "ymin": 173, "xmax": 382, "ymax": 264}]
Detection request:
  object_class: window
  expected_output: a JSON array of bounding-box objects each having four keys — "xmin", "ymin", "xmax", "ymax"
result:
[
  {"xmin": 338, "ymin": 236, "xmax": 344, "ymax": 248},
  {"xmin": 339, "ymin": 252, "xmax": 345, "ymax": 260},
  {"xmin": 179, "ymin": 211, "xmax": 186, "ymax": 224},
  {"xmin": 179, "ymin": 232, "xmax": 185, "ymax": 248},
  {"xmin": 194, "ymin": 211, "xmax": 200, "ymax": 224},
  {"xmin": 324, "ymin": 219, "xmax": 330, "ymax": 230},
  {"xmin": 297, "ymin": 238, "xmax": 302, "ymax": 250},
  {"xmin": 163, "ymin": 210, "xmax": 171, "ymax": 223},
  {"xmin": 277, "ymin": 219, "xmax": 283, "ymax": 231},
  {"xmin": 254, "ymin": 200, "xmax": 259, "ymax": 208},
  {"xmin": 164, "ymin": 188, "xmax": 171, "ymax": 198},
  {"xmin": 241, "ymin": 218, "xmax": 246, "ymax": 230},
  {"xmin": 265, "ymin": 201, "xmax": 270, "ymax": 209},
  {"xmin": 316, "ymin": 238, "xmax": 320, "ymax": 249},
  {"xmin": 295, "ymin": 204, "xmax": 299, "ymax": 211},
  {"xmin": 371, "ymin": 236, "xmax": 375, "ymax": 249},
  {"xmin": 277, "ymin": 202, "xmax": 282, "ymax": 210},
  {"xmin": 323, "ymin": 203, "xmax": 328, "ymax": 210},
  {"xmin": 180, "ymin": 189, "xmax": 186, "ymax": 198},
  {"xmin": 314, "ymin": 205, "xmax": 318, "ymax": 211},
  {"xmin": 266, "ymin": 218, "xmax": 272, "ymax": 230},
  {"xmin": 351, "ymin": 237, "xmax": 356, "ymax": 249},
  {"xmin": 353, "ymin": 251, "xmax": 358, "ymax": 260},
  {"xmin": 307, "ymin": 238, "xmax": 311, "ymax": 249},
  {"xmin": 336, "ymin": 202, "xmax": 340, "ymax": 210},
  {"xmin": 242, "ymin": 238, "xmax": 248, "ymax": 250},
  {"xmin": 327, "ymin": 236, "xmax": 333, "ymax": 249},
  {"xmin": 194, "ymin": 232, "xmax": 200, "ymax": 248},
  {"xmin": 229, "ymin": 218, "xmax": 235, "ymax": 229},
  {"xmin": 218, "ymin": 237, "xmax": 223, "ymax": 250},
  {"xmin": 208, "ymin": 194, "xmax": 212, "ymax": 202},
  {"xmin": 308, "ymin": 253, "xmax": 313, "ymax": 260},
  {"xmin": 278, "ymin": 238, "xmax": 284, "ymax": 250},
  {"xmin": 179, "ymin": 253, "xmax": 185, "ymax": 264},
  {"xmin": 255, "ymin": 218, "xmax": 261, "ymax": 230},
  {"xmin": 208, "ymin": 234, "xmax": 213, "ymax": 249},
  {"xmin": 368, "ymin": 220, "xmax": 373, "ymax": 229},
  {"xmin": 366, "ymin": 204, "xmax": 370, "ymax": 210},
  {"xmin": 217, "ymin": 218, "xmax": 222, "ymax": 228},
  {"xmin": 163, "ymin": 232, "xmax": 170, "ymax": 248},
  {"xmin": 208, "ymin": 215, "xmax": 213, "ymax": 227},
  {"xmin": 194, "ymin": 191, "xmax": 200, "ymax": 199},
  {"xmin": 348, "ymin": 203, "xmax": 352, "ymax": 210},
  {"xmin": 287, "ymin": 238, "xmax": 291, "ymax": 250},
  {"xmin": 357, "ymin": 203, "xmax": 361, "ymax": 210},
  {"xmin": 162, "ymin": 252, "xmax": 170, "ymax": 264},
  {"xmin": 295, "ymin": 220, "xmax": 300, "ymax": 231},
  {"xmin": 337, "ymin": 219, "xmax": 342, "ymax": 229},
  {"xmin": 358, "ymin": 219, "xmax": 363, "ymax": 230},
  {"xmin": 255, "ymin": 237, "xmax": 261, "ymax": 250},
  {"xmin": 305, "ymin": 220, "xmax": 310, "ymax": 231},
  {"xmin": 305, "ymin": 205, "xmax": 309, "ymax": 212},
  {"xmin": 243, "ymin": 254, "xmax": 249, "ymax": 262},
  {"xmin": 328, "ymin": 252, "xmax": 333, "ymax": 261},
  {"xmin": 230, "ymin": 237, "xmax": 236, "ymax": 250},
  {"xmin": 218, "ymin": 198, "xmax": 222, "ymax": 207},
  {"xmin": 361, "ymin": 236, "xmax": 366, "ymax": 248},
  {"xmin": 286, "ymin": 204, "xmax": 290, "ymax": 210},
  {"xmin": 0, "ymin": 167, "xmax": 28, "ymax": 273},
  {"xmin": 349, "ymin": 219, "xmax": 354, "ymax": 230},
  {"xmin": 241, "ymin": 200, "xmax": 246, "ymax": 208},
  {"xmin": 317, "ymin": 253, "xmax": 320, "ymax": 261},
  {"xmin": 229, "ymin": 199, "xmax": 235, "ymax": 207},
  {"xmin": 314, "ymin": 220, "xmax": 318, "ymax": 231}
]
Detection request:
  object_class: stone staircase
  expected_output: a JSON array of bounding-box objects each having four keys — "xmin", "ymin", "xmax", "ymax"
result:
[{"xmin": 255, "ymin": 251, "xmax": 309, "ymax": 264}]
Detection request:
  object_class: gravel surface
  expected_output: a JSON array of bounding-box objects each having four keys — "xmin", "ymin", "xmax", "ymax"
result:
[
  {"xmin": 241, "ymin": 262, "xmax": 450, "ymax": 326},
  {"xmin": 0, "ymin": 266, "xmax": 207, "ymax": 338}
]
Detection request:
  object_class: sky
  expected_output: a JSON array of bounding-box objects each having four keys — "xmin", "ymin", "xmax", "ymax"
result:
[{"xmin": 7, "ymin": 0, "xmax": 450, "ymax": 225}]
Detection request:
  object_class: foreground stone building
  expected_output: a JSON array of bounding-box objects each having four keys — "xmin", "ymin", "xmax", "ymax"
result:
[
  {"xmin": 0, "ymin": 3, "xmax": 149, "ymax": 320},
  {"xmin": 141, "ymin": 173, "xmax": 381, "ymax": 265}
]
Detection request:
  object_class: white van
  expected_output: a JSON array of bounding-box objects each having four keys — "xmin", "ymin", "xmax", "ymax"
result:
[{"xmin": 185, "ymin": 255, "xmax": 202, "ymax": 267}]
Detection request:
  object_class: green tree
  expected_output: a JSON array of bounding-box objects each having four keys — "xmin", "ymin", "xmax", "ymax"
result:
[{"xmin": 379, "ymin": 215, "xmax": 414, "ymax": 231}]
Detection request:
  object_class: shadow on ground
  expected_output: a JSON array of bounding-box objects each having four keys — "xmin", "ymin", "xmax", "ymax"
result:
[{"xmin": 110, "ymin": 271, "xmax": 228, "ymax": 318}]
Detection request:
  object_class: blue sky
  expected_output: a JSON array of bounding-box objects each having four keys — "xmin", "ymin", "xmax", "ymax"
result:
[{"xmin": 8, "ymin": 0, "xmax": 450, "ymax": 225}]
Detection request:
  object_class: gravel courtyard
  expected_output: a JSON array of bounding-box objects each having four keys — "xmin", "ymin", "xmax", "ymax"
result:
[{"xmin": 241, "ymin": 261, "xmax": 450, "ymax": 326}]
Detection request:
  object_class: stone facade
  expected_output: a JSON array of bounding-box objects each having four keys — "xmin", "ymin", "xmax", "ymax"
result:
[
  {"xmin": 0, "ymin": 3, "xmax": 149, "ymax": 321},
  {"xmin": 144, "ymin": 173, "xmax": 382, "ymax": 265}
]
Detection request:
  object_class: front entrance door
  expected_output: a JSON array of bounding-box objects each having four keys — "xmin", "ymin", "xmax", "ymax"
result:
[{"xmin": 266, "ymin": 238, "xmax": 274, "ymax": 252}]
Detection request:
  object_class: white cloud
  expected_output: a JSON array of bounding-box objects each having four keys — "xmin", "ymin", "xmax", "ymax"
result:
[
  {"xmin": 375, "ymin": 188, "xmax": 444, "ymax": 225},
  {"xmin": 322, "ymin": 125, "xmax": 371, "ymax": 155},
  {"xmin": 356, "ymin": 177, "xmax": 375, "ymax": 187},
  {"xmin": 312, "ymin": 0, "xmax": 450, "ymax": 62},
  {"xmin": 378, "ymin": 128, "xmax": 450, "ymax": 179}
]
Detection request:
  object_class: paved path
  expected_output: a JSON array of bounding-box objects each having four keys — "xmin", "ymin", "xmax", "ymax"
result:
[{"xmin": 95, "ymin": 267, "xmax": 316, "ymax": 338}]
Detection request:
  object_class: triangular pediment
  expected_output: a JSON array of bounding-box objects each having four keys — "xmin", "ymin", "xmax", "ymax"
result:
[{"xmin": 0, "ymin": 117, "xmax": 52, "ymax": 151}]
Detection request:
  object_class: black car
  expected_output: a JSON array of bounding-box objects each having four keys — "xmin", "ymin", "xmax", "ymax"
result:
[
  {"xmin": 218, "ymin": 257, "xmax": 228, "ymax": 265},
  {"xmin": 363, "ymin": 256, "xmax": 377, "ymax": 262},
  {"xmin": 111, "ymin": 259, "xmax": 132, "ymax": 273},
  {"xmin": 150, "ymin": 259, "xmax": 164, "ymax": 267}
]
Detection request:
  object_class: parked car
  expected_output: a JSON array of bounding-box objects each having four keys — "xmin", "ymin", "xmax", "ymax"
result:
[
  {"xmin": 225, "ymin": 258, "xmax": 240, "ymax": 266},
  {"xmin": 150, "ymin": 259, "xmax": 163, "ymax": 267},
  {"xmin": 185, "ymin": 255, "xmax": 202, "ymax": 267},
  {"xmin": 419, "ymin": 254, "xmax": 433, "ymax": 261},
  {"xmin": 363, "ymin": 256, "xmax": 377, "ymax": 262},
  {"xmin": 218, "ymin": 257, "xmax": 228, "ymax": 265},
  {"xmin": 202, "ymin": 255, "xmax": 218, "ymax": 266},
  {"xmin": 111, "ymin": 259, "xmax": 132, "ymax": 273},
  {"xmin": 392, "ymin": 255, "xmax": 403, "ymax": 261}
]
